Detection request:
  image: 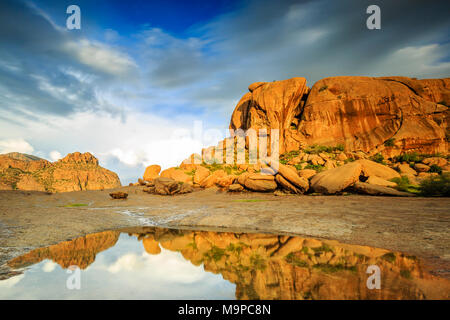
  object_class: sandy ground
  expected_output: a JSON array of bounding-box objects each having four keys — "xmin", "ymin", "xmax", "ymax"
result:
[{"xmin": 0, "ymin": 186, "xmax": 449, "ymax": 278}]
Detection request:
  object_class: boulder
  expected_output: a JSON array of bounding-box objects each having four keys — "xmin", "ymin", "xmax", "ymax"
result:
[
  {"xmin": 336, "ymin": 153, "xmax": 348, "ymax": 161},
  {"xmin": 109, "ymin": 192, "xmax": 128, "ymax": 199},
  {"xmin": 153, "ymin": 177, "xmax": 181, "ymax": 195},
  {"xmin": 298, "ymin": 169, "xmax": 317, "ymax": 180},
  {"xmin": 160, "ymin": 167, "xmax": 192, "ymax": 184},
  {"xmin": 297, "ymin": 76, "xmax": 449, "ymax": 155},
  {"xmin": 179, "ymin": 153, "xmax": 202, "ymax": 170},
  {"xmin": 414, "ymin": 163, "xmax": 430, "ymax": 172},
  {"xmin": 237, "ymin": 172, "xmax": 250, "ymax": 186},
  {"xmin": 356, "ymin": 159, "xmax": 400, "ymax": 180},
  {"xmin": 200, "ymin": 170, "xmax": 227, "ymax": 188},
  {"xmin": 228, "ymin": 184, "xmax": 244, "ymax": 192},
  {"xmin": 277, "ymin": 164, "xmax": 309, "ymax": 192},
  {"xmin": 179, "ymin": 183, "xmax": 194, "ymax": 194},
  {"xmin": 396, "ymin": 163, "xmax": 417, "ymax": 176},
  {"xmin": 193, "ymin": 166, "xmax": 210, "ymax": 184},
  {"xmin": 350, "ymin": 182, "xmax": 413, "ymax": 197},
  {"xmin": 138, "ymin": 178, "xmax": 147, "ymax": 186},
  {"xmin": 311, "ymin": 162, "xmax": 362, "ymax": 194},
  {"xmin": 307, "ymin": 154, "xmax": 325, "ymax": 165},
  {"xmin": 422, "ymin": 157, "xmax": 447, "ymax": 167},
  {"xmin": 216, "ymin": 175, "xmax": 236, "ymax": 188},
  {"xmin": 143, "ymin": 238, "xmax": 161, "ymax": 255},
  {"xmin": 275, "ymin": 174, "xmax": 301, "ymax": 194},
  {"xmin": 366, "ymin": 176, "xmax": 397, "ymax": 188},
  {"xmin": 229, "ymin": 77, "xmax": 308, "ymax": 154},
  {"xmin": 417, "ymin": 172, "xmax": 439, "ymax": 182},
  {"xmin": 230, "ymin": 76, "xmax": 449, "ymax": 156},
  {"xmin": 244, "ymin": 174, "xmax": 277, "ymax": 192},
  {"xmin": 143, "ymin": 165, "xmax": 161, "ymax": 181}
]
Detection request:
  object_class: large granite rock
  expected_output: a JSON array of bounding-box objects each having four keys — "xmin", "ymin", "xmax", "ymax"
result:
[
  {"xmin": 310, "ymin": 162, "xmax": 363, "ymax": 194},
  {"xmin": 244, "ymin": 173, "xmax": 277, "ymax": 192},
  {"xmin": 229, "ymin": 76, "xmax": 449, "ymax": 156},
  {"xmin": 143, "ymin": 165, "xmax": 161, "ymax": 181}
]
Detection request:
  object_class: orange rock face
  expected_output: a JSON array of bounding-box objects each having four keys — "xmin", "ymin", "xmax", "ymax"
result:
[
  {"xmin": 230, "ymin": 77, "xmax": 309, "ymax": 154},
  {"xmin": 0, "ymin": 152, "xmax": 121, "ymax": 192},
  {"xmin": 143, "ymin": 164, "xmax": 161, "ymax": 181},
  {"xmin": 230, "ymin": 76, "xmax": 449, "ymax": 156}
]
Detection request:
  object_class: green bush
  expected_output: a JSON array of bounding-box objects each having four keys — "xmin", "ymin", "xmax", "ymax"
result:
[
  {"xmin": 429, "ymin": 164, "xmax": 442, "ymax": 174},
  {"xmin": 304, "ymin": 164, "xmax": 325, "ymax": 172},
  {"xmin": 304, "ymin": 144, "xmax": 344, "ymax": 154},
  {"xmin": 419, "ymin": 173, "xmax": 450, "ymax": 197},
  {"xmin": 390, "ymin": 176, "xmax": 420, "ymax": 194},
  {"xmin": 369, "ymin": 153, "xmax": 384, "ymax": 164},
  {"xmin": 384, "ymin": 138, "xmax": 395, "ymax": 147},
  {"xmin": 394, "ymin": 152, "xmax": 423, "ymax": 163}
]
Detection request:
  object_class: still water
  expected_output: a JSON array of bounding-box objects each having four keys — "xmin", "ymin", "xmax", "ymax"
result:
[{"xmin": 1, "ymin": 227, "xmax": 449, "ymax": 299}]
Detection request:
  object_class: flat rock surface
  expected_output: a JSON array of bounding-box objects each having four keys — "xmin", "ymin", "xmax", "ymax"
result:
[{"xmin": 0, "ymin": 186, "xmax": 449, "ymax": 279}]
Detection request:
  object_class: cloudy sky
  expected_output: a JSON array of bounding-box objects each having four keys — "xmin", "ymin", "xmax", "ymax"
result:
[{"xmin": 0, "ymin": 0, "xmax": 449, "ymax": 184}]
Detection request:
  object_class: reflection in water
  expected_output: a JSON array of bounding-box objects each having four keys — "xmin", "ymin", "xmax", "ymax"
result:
[{"xmin": 2, "ymin": 227, "xmax": 449, "ymax": 299}]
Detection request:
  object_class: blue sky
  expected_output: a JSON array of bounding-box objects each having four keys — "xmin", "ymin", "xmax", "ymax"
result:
[{"xmin": 0, "ymin": 0, "xmax": 449, "ymax": 184}]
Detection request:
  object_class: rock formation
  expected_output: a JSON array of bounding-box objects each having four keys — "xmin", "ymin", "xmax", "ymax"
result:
[
  {"xmin": 0, "ymin": 152, "xmax": 121, "ymax": 192},
  {"xmin": 230, "ymin": 76, "xmax": 449, "ymax": 156},
  {"xmin": 139, "ymin": 75, "xmax": 449, "ymax": 197}
]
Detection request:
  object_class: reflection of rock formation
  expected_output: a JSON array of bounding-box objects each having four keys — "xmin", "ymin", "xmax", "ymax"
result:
[
  {"xmin": 8, "ymin": 231, "xmax": 120, "ymax": 270},
  {"xmin": 128, "ymin": 227, "xmax": 450, "ymax": 300},
  {"xmin": 7, "ymin": 227, "xmax": 450, "ymax": 300}
]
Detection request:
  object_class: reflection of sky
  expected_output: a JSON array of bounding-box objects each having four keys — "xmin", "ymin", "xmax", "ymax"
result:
[{"xmin": 0, "ymin": 234, "xmax": 236, "ymax": 299}]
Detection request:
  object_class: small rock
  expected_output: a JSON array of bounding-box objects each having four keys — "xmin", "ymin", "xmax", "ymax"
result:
[
  {"xmin": 414, "ymin": 163, "xmax": 430, "ymax": 172},
  {"xmin": 228, "ymin": 184, "xmax": 244, "ymax": 192},
  {"xmin": 298, "ymin": 169, "xmax": 317, "ymax": 180},
  {"xmin": 422, "ymin": 157, "xmax": 447, "ymax": 167},
  {"xmin": 366, "ymin": 176, "xmax": 397, "ymax": 188},
  {"xmin": 109, "ymin": 192, "xmax": 128, "ymax": 199},
  {"xmin": 350, "ymin": 182, "xmax": 413, "ymax": 197}
]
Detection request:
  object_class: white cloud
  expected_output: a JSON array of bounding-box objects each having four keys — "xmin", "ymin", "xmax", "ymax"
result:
[
  {"xmin": 64, "ymin": 39, "xmax": 136, "ymax": 76},
  {"xmin": 365, "ymin": 43, "xmax": 450, "ymax": 78},
  {"xmin": 49, "ymin": 151, "xmax": 62, "ymax": 161},
  {"xmin": 0, "ymin": 138, "xmax": 34, "ymax": 154}
]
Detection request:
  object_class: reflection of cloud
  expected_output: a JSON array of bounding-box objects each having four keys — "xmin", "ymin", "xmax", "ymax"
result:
[
  {"xmin": 0, "ymin": 274, "xmax": 24, "ymax": 288},
  {"xmin": 42, "ymin": 261, "xmax": 58, "ymax": 273},
  {"xmin": 105, "ymin": 249, "xmax": 213, "ymax": 284}
]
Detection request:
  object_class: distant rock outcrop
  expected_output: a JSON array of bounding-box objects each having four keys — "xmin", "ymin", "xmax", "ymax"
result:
[{"xmin": 0, "ymin": 152, "xmax": 121, "ymax": 192}]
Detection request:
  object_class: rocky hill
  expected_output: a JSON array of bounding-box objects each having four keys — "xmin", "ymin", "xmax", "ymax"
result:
[{"xmin": 0, "ymin": 152, "xmax": 121, "ymax": 192}]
